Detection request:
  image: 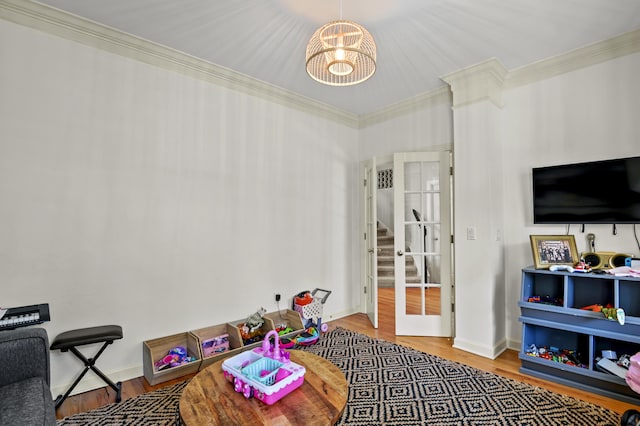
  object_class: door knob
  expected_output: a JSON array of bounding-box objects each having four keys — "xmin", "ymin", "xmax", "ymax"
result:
[
  {"xmin": 368, "ymin": 248, "xmax": 375, "ymax": 253},
  {"xmin": 397, "ymin": 250, "xmax": 404, "ymax": 256}
]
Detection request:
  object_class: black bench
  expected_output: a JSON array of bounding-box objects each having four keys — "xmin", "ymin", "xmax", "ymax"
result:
[{"xmin": 50, "ymin": 325, "xmax": 123, "ymax": 409}]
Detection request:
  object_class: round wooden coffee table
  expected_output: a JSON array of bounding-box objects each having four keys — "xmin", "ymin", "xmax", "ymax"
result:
[{"xmin": 179, "ymin": 350, "xmax": 348, "ymax": 425}]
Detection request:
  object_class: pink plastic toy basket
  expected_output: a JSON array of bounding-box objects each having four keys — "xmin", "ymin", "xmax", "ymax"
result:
[{"xmin": 221, "ymin": 330, "xmax": 305, "ymax": 405}]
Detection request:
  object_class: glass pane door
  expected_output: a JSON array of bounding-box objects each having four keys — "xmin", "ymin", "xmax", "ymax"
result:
[{"xmin": 394, "ymin": 151, "xmax": 451, "ymax": 336}]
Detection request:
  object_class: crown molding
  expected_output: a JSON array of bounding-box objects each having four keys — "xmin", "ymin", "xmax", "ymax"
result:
[
  {"xmin": 438, "ymin": 28, "xmax": 640, "ymax": 109},
  {"xmin": 441, "ymin": 58, "xmax": 509, "ymax": 109},
  {"xmin": 505, "ymin": 28, "xmax": 640, "ymax": 90},
  {"xmin": 358, "ymin": 86, "xmax": 451, "ymax": 128},
  {"xmin": 0, "ymin": 0, "xmax": 360, "ymax": 128}
]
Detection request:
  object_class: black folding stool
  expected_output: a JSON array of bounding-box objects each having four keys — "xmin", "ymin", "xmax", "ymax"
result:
[{"xmin": 50, "ymin": 325, "xmax": 123, "ymax": 409}]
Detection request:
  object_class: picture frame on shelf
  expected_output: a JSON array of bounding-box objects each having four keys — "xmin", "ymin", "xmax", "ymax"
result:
[{"xmin": 529, "ymin": 234, "xmax": 578, "ymax": 269}]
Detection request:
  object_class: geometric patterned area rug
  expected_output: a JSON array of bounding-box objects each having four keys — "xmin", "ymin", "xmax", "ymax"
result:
[
  {"xmin": 57, "ymin": 381, "xmax": 188, "ymax": 426},
  {"xmin": 300, "ymin": 328, "xmax": 620, "ymax": 426},
  {"xmin": 58, "ymin": 327, "xmax": 621, "ymax": 425}
]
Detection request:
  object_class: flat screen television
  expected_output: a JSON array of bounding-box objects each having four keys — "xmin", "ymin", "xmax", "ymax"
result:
[{"xmin": 532, "ymin": 156, "xmax": 640, "ymax": 224}]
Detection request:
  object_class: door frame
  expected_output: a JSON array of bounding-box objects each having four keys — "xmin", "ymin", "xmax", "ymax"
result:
[
  {"xmin": 362, "ymin": 158, "xmax": 378, "ymax": 327},
  {"xmin": 360, "ymin": 151, "xmax": 454, "ymax": 337}
]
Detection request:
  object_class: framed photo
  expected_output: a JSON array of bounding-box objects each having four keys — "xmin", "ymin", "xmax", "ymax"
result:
[{"xmin": 529, "ymin": 235, "xmax": 578, "ymax": 269}]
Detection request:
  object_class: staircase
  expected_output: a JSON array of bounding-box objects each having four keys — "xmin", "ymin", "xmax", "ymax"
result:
[{"xmin": 376, "ymin": 222, "xmax": 421, "ymax": 288}]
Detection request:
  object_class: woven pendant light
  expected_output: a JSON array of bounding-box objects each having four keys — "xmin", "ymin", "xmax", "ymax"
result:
[{"xmin": 306, "ymin": 19, "xmax": 376, "ymax": 86}]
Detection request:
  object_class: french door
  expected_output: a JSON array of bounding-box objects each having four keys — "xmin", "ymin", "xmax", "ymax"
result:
[{"xmin": 393, "ymin": 151, "xmax": 452, "ymax": 336}]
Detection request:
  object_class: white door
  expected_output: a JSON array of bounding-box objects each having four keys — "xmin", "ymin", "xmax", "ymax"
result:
[
  {"xmin": 363, "ymin": 159, "xmax": 378, "ymax": 328},
  {"xmin": 393, "ymin": 151, "xmax": 452, "ymax": 336}
]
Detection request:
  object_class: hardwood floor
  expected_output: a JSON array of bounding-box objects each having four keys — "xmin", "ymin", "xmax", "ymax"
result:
[{"xmin": 55, "ymin": 289, "xmax": 638, "ymax": 420}]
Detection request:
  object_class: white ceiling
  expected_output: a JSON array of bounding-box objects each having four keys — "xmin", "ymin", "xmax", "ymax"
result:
[{"xmin": 35, "ymin": 0, "xmax": 640, "ymax": 115}]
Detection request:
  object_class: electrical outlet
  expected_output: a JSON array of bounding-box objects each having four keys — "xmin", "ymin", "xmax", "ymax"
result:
[{"xmin": 275, "ymin": 293, "xmax": 281, "ymax": 302}]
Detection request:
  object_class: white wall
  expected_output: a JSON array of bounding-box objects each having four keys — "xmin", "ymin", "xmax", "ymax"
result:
[
  {"xmin": 0, "ymin": 19, "xmax": 360, "ymax": 394},
  {"xmin": 502, "ymin": 51, "xmax": 640, "ymax": 348},
  {"xmin": 358, "ymin": 95, "xmax": 453, "ymax": 162},
  {"xmin": 451, "ymin": 100, "xmax": 507, "ymax": 357}
]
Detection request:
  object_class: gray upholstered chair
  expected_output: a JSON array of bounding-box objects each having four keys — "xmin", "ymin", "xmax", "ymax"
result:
[{"xmin": 0, "ymin": 327, "xmax": 56, "ymax": 425}]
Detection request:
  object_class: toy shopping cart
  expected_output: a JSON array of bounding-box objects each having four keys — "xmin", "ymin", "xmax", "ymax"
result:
[{"xmin": 293, "ymin": 288, "xmax": 331, "ymax": 333}]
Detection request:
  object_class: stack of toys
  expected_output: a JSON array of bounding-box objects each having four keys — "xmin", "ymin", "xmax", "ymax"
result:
[
  {"xmin": 527, "ymin": 295, "xmax": 563, "ymax": 306},
  {"xmin": 580, "ymin": 304, "xmax": 626, "ymax": 325},
  {"xmin": 239, "ymin": 308, "xmax": 267, "ymax": 345},
  {"xmin": 525, "ymin": 344, "xmax": 586, "ymax": 368},
  {"xmin": 154, "ymin": 346, "xmax": 197, "ymax": 371},
  {"xmin": 201, "ymin": 334, "xmax": 229, "ymax": 357}
]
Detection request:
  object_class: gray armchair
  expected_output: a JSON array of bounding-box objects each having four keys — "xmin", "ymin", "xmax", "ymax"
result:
[{"xmin": 0, "ymin": 327, "xmax": 56, "ymax": 425}]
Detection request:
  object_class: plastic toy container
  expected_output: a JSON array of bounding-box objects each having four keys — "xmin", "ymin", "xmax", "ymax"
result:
[{"xmin": 221, "ymin": 330, "xmax": 305, "ymax": 405}]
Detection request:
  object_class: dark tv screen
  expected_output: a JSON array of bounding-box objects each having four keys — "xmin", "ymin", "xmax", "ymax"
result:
[{"xmin": 532, "ymin": 156, "xmax": 640, "ymax": 224}]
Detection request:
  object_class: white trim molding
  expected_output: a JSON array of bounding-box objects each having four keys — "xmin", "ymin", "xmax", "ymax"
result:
[
  {"xmin": 506, "ymin": 28, "xmax": 640, "ymax": 90},
  {"xmin": 453, "ymin": 336, "xmax": 508, "ymax": 360},
  {"xmin": 358, "ymin": 86, "xmax": 452, "ymax": 128},
  {"xmin": 441, "ymin": 58, "xmax": 509, "ymax": 109}
]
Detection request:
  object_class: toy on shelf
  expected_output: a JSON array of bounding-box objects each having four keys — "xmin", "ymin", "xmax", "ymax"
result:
[
  {"xmin": 580, "ymin": 304, "xmax": 626, "ymax": 325},
  {"xmin": 293, "ymin": 288, "xmax": 331, "ymax": 333},
  {"xmin": 573, "ymin": 258, "xmax": 592, "ymax": 273},
  {"xmin": 527, "ymin": 295, "xmax": 563, "ymax": 306},
  {"xmin": 524, "ymin": 344, "xmax": 586, "ymax": 368},
  {"xmin": 238, "ymin": 307, "xmax": 267, "ymax": 345},
  {"xmin": 154, "ymin": 346, "xmax": 197, "ymax": 371},
  {"xmin": 201, "ymin": 334, "xmax": 229, "ymax": 357},
  {"xmin": 222, "ymin": 330, "xmax": 305, "ymax": 405}
]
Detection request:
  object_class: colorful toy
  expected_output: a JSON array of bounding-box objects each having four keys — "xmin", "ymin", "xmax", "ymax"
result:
[
  {"xmin": 580, "ymin": 304, "xmax": 626, "ymax": 325},
  {"xmin": 527, "ymin": 295, "xmax": 563, "ymax": 306},
  {"xmin": 524, "ymin": 344, "xmax": 585, "ymax": 368},
  {"xmin": 153, "ymin": 346, "xmax": 197, "ymax": 371},
  {"xmin": 293, "ymin": 327, "xmax": 319, "ymax": 346},
  {"xmin": 222, "ymin": 330, "xmax": 305, "ymax": 405},
  {"xmin": 201, "ymin": 334, "xmax": 230, "ymax": 357},
  {"xmin": 573, "ymin": 258, "xmax": 592, "ymax": 273}
]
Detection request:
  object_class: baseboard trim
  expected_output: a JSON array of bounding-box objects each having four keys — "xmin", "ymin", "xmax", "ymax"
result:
[{"xmin": 453, "ymin": 336, "xmax": 507, "ymax": 360}]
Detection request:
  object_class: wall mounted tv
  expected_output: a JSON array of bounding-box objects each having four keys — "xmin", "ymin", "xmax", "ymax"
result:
[{"xmin": 532, "ymin": 156, "xmax": 640, "ymax": 224}]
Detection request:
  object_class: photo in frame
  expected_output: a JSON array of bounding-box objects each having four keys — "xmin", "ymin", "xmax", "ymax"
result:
[{"xmin": 529, "ymin": 235, "xmax": 579, "ymax": 269}]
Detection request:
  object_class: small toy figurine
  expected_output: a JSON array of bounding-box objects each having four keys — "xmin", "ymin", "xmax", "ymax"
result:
[{"xmin": 245, "ymin": 307, "xmax": 267, "ymax": 333}]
